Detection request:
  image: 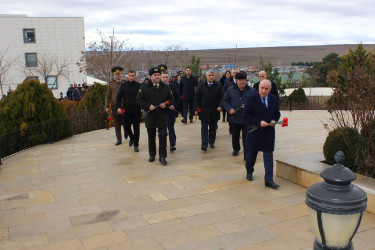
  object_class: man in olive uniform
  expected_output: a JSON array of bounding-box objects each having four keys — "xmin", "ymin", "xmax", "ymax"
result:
[
  {"xmin": 105, "ymin": 66, "xmax": 126, "ymax": 146},
  {"xmin": 136, "ymin": 67, "xmax": 174, "ymax": 165}
]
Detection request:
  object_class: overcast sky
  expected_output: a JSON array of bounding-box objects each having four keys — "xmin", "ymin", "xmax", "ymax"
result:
[{"xmin": 2, "ymin": 0, "xmax": 374, "ymax": 50}]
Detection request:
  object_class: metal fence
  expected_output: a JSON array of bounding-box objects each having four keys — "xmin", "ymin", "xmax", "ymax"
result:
[
  {"xmin": 280, "ymin": 95, "xmax": 330, "ymax": 110},
  {"xmin": 0, "ymin": 110, "xmax": 109, "ymax": 165}
]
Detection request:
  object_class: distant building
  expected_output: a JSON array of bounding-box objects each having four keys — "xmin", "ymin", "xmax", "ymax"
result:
[{"xmin": 0, "ymin": 14, "xmax": 86, "ymax": 97}]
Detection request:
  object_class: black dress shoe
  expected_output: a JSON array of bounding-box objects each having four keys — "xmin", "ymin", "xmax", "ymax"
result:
[
  {"xmin": 148, "ymin": 156, "xmax": 155, "ymax": 162},
  {"xmin": 246, "ymin": 174, "xmax": 253, "ymax": 181},
  {"xmin": 181, "ymin": 119, "xmax": 187, "ymax": 124},
  {"xmin": 209, "ymin": 144, "xmax": 215, "ymax": 149},
  {"xmin": 159, "ymin": 157, "xmax": 167, "ymax": 165},
  {"xmin": 232, "ymin": 150, "xmax": 239, "ymax": 156},
  {"xmin": 190, "ymin": 120, "xmax": 193, "ymax": 123},
  {"xmin": 129, "ymin": 138, "xmax": 134, "ymax": 147},
  {"xmin": 201, "ymin": 146, "xmax": 207, "ymax": 152},
  {"xmin": 115, "ymin": 141, "xmax": 122, "ymax": 146},
  {"xmin": 124, "ymin": 134, "xmax": 128, "ymax": 140},
  {"xmin": 134, "ymin": 146, "xmax": 139, "ymax": 152},
  {"xmin": 170, "ymin": 146, "xmax": 176, "ymax": 152},
  {"xmin": 265, "ymin": 181, "xmax": 280, "ymax": 189}
]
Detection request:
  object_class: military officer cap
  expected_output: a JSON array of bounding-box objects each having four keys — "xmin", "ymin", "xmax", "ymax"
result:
[
  {"xmin": 149, "ymin": 66, "xmax": 162, "ymax": 76},
  {"xmin": 177, "ymin": 71, "xmax": 184, "ymax": 76},
  {"xmin": 236, "ymin": 71, "xmax": 247, "ymax": 80},
  {"xmin": 111, "ymin": 66, "xmax": 124, "ymax": 74},
  {"xmin": 158, "ymin": 64, "xmax": 167, "ymax": 72}
]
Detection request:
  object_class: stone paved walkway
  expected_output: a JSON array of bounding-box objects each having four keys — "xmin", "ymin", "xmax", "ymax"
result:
[{"xmin": 0, "ymin": 110, "xmax": 374, "ymax": 249}]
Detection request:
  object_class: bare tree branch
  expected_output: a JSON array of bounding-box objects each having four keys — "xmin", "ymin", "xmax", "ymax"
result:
[{"xmin": 0, "ymin": 47, "xmax": 17, "ymax": 97}]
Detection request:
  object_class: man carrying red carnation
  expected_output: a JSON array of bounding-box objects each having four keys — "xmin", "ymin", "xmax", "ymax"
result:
[
  {"xmin": 194, "ymin": 70, "xmax": 224, "ymax": 151},
  {"xmin": 243, "ymin": 79, "xmax": 281, "ymax": 189},
  {"xmin": 116, "ymin": 70, "xmax": 142, "ymax": 152},
  {"xmin": 105, "ymin": 66, "xmax": 126, "ymax": 146},
  {"xmin": 136, "ymin": 67, "xmax": 174, "ymax": 165}
]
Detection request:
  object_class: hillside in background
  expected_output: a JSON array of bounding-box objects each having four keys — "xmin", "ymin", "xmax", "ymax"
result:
[{"xmin": 187, "ymin": 44, "xmax": 375, "ymax": 66}]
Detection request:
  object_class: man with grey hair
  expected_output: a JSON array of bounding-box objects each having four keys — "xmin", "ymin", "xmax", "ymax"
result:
[
  {"xmin": 194, "ymin": 70, "xmax": 224, "ymax": 151},
  {"xmin": 243, "ymin": 79, "xmax": 281, "ymax": 189}
]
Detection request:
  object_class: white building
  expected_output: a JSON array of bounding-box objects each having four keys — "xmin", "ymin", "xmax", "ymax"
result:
[{"xmin": 0, "ymin": 14, "xmax": 86, "ymax": 97}]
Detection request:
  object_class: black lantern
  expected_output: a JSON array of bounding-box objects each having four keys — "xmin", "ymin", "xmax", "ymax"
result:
[{"xmin": 306, "ymin": 151, "xmax": 367, "ymax": 250}]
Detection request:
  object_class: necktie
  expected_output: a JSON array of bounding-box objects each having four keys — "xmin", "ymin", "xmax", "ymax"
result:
[{"xmin": 262, "ymin": 98, "xmax": 267, "ymax": 109}]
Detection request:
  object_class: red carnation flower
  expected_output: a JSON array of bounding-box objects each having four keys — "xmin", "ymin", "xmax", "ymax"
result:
[
  {"xmin": 181, "ymin": 96, "xmax": 184, "ymax": 99},
  {"xmin": 165, "ymin": 100, "xmax": 170, "ymax": 105},
  {"xmin": 122, "ymin": 109, "xmax": 126, "ymax": 114},
  {"xmin": 282, "ymin": 117, "xmax": 288, "ymax": 127},
  {"xmin": 108, "ymin": 117, "xmax": 112, "ymax": 120},
  {"xmin": 197, "ymin": 107, "xmax": 202, "ymax": 113}
]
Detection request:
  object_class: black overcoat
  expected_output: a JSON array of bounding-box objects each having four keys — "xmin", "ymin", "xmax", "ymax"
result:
[
  {"xmin": 179, "ymin": 75, "xmax": 198, "ymax": 100},
  {"xmin": 193, "ymin": 80, "xmax": 224, "ymax": 122},
  {"xmin": 136, "ymin": 82, "xmax": 174, "ymax": 128},
  {"xmin": 116, "ymin": 80, "xmax": 141, "ymax": 113},
  {"xmin": 243, "ymin": 92, "xmax": 280, "ymax": 153}
]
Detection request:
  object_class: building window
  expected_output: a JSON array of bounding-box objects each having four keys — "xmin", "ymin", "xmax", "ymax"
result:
[
  {"xmin": 25, "ymin": 53, "xmax": 37, "ymax": 67},
  {"xmin": 47, "ymin": 76, "xmax": 58, "ymax": 89},
  {"xmin": 27, "ymin": 76, "xmax": 39, "ymax": 81},
  {"xmin": 23, "ymin": 29, "xmax": 35, "ymax": 43}
]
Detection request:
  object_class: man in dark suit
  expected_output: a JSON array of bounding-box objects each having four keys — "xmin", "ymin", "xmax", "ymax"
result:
[
  {"xmin": 253, "ymin": 71, "xmax": 279, "ymax": 100},
  {"xmin": 136, "ymin": 67, "xmax": 174, "ymax": 165},
  {"xmin": 116, "ymin": 70, "xmax": 141, "ymax": 152},
  {"xmin": 161, "ymin": 72, "xmax": 180, "ymax": 152},
  {"xmin": 243, "ymin": 79, "xmax": 281, "ymax": 189},
  {"xmin": 194, "ymin": 70, "xmax": 223, "ymax": 151},
  {"xmin": 180, "ymin": 67, "xmax": 198, "ymax": 124}
]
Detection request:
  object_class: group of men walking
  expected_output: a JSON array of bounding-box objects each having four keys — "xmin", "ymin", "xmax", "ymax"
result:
[{"xmin": 105, "ymin": 65, "xmax": 281, "ymax": 189}]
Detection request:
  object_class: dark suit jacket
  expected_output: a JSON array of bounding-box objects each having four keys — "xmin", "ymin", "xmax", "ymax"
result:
[{"xmin": 243, "ymin": 92, "xmax": 280, "ymax": 153}]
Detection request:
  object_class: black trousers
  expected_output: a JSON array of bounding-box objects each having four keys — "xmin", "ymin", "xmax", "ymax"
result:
[
  {"xmin": 182, "ymin": 99, "xmax": 194, "ymax": 122},
  {"xmin": 230, "ymin": 122, "xmax": 247, "ymax": 152},
  {"xmin": 147, "ymin": 127, "xmax": 167, "ymax": 158},
  {"xmin": 124, "ymin": 112, "xmax": 141, "ymax": 146}
]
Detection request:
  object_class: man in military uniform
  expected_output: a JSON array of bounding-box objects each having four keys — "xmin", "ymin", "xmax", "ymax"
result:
[
  {"xmin": 161, "ymin": 71, "xmax": 180, "ymax": 152},
  {"xmin": 136, "ymin": 67, "xmax": 174, "ymax": 165},
  {"xmin": 116, "ymin": 70, "xmax": 142, "ymax": 152},
  {"xmin": 158, "ymin": 64, "xmax": 167, "ymax": 73},
  {"xmin": 105, "ymin": 66, "xmax": 126, "ymax": 146}
]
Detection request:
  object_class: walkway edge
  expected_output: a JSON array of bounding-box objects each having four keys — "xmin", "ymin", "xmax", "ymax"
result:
[{"xmin": 276, "ymin": 152, "xmax": 375, "ymax": 214}]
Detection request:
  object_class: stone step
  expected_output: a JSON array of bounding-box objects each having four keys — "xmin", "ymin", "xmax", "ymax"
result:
[{"xmin": 276, "ymin": 152, "xmax": 375, "ymax": 214}]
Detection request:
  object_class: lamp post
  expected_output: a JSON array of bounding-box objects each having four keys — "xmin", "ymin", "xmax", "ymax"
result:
[{"xmin": 306, "ymin": 151, "xmax": 367, "ymax": 250}]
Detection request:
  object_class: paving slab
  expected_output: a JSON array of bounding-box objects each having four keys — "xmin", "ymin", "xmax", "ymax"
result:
[{"xmin": 0, "ymin": 110, "xmax": 373, "ymax": 249}]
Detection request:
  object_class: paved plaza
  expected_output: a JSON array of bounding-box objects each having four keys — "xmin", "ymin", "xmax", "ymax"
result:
[{"xmin": 0, "ymin": 110, "xmax": 374, "ymax": 249}]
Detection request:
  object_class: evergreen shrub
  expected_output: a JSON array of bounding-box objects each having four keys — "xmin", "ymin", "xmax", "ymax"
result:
[{"xmin": 323, "ymin": 127, "xmax": 359, "ymax": 171}]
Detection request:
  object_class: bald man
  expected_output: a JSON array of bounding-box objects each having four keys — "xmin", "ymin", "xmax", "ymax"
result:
[
  {"xmin": 243, "ymin": 79, "xmax": 281, "ymax": 189},
  {"xmin": 253, "ymin": 71, "xmax": 279, "ymax": 100}
]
